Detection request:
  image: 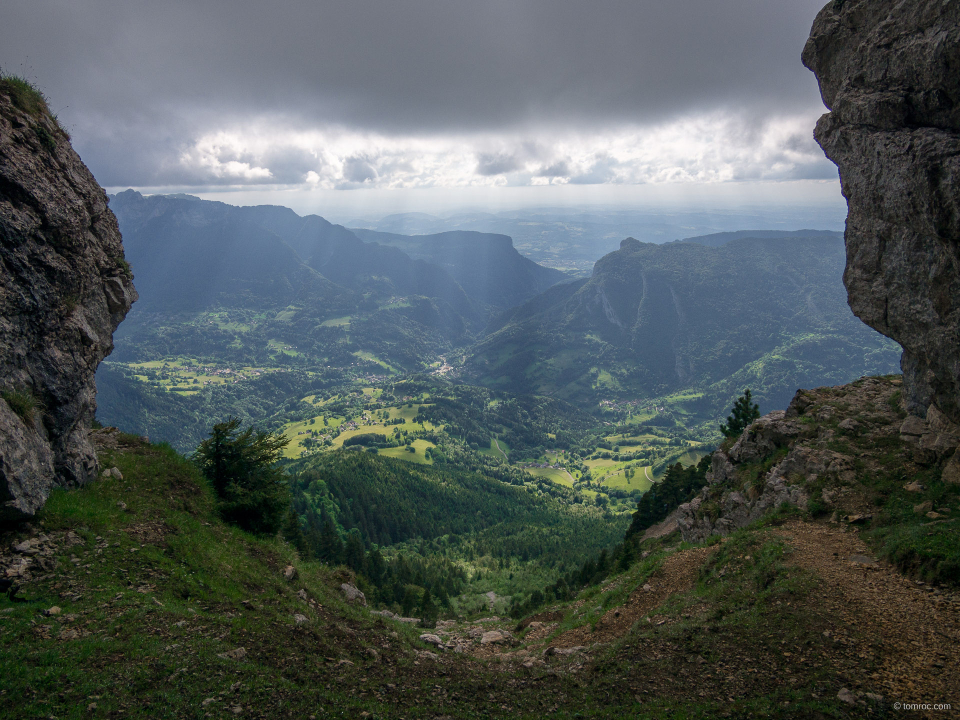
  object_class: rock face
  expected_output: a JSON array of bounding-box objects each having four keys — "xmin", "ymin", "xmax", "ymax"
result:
[
  {"xmin": 0, "ymin": 82, "xmax": 136, "ymax": 521},
  {"xmin": 676, "ymin": 376, "xmax": 951, "ymax": 543},
  {"xmin": 803, "ymin": 0, "xmax": 960, "ymax": 423}
]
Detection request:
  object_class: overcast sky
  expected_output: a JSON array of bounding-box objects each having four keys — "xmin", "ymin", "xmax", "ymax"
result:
[{"xmin": 1, "ymin": 0, "xmax": 839, "ymax": 218}]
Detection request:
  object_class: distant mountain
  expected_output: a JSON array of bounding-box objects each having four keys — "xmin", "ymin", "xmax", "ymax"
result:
[
  {"xmin": 110, "ymin": 190, "xmax": 350, "ymax": 315},
  {"xmin": 111, "ymin": 193, "xmax": 567, "ymax": 328},
  {"xmin": 348, "ymin": 209, "xmax": 847, "ymax": 275},
  {"xmin": 110, "ymin": 192, "xmax": 479, "ymax": 326},
  {"xmin": 466, "ymin": 234, "xmax": 901, "ymax": 414},
  {"xmin": 350, "ymin": 228, "xmax": 569, "ymax": 311},
  {"xmin": 677, "ymin": 229, "xmax": 843, "ymax": 248}
]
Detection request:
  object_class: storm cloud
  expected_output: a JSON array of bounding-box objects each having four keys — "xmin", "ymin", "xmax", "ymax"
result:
[{"xmin": 0, "ymin": 0, "xmax": 836, "ymax": 194}]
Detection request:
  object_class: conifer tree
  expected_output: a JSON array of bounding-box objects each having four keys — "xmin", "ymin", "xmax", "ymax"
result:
[
  {"xmin": 194, "ymin": 417, "xmax": 290, "ymax": 534},
  {"xmin": 719, "ymin": 389, "xmax": 761, "ymax": 438},
  {"xmin": 419, "ymin": 588, "xmax": 438, "ymax": 628}
]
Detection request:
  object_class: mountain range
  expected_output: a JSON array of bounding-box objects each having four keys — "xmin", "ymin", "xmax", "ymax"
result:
[
  {"xmin": 466, "ymin": 233, "xmax": 900, "ymax": 414},
  {"xmin": 99, "ymin": 192, "xmax": 901, "ymax": 442},
  {"xmin": 111, "ymin": 191, "xmax": 566, "ymax": 327}
]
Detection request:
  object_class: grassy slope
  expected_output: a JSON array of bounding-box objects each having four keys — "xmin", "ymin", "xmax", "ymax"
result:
[
  {"xmin": 4, "ymin": 416, "xmax": 953, "ymax": 718},
  {"xmin": 0, "ymin": 434, "xmax": 637, "ymax": 719}
]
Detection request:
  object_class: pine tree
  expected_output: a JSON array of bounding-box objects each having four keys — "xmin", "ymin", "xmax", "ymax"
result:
[
  {"xmin": 419, "ymin": 588, "xmax": 438, "ymax": 628},
  {"xmin": 719, "ymin": 389, "xmax": 761, "ymax": 438},
  {"xmin": 317, "ymin": 517, "xmax": 344, "ymax": 565},
  {"xmin": 194, "ymin": 417, "xmax": 290, "ymax": 534}
]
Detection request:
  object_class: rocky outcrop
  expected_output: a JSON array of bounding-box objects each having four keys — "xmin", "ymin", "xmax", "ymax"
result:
[
  {"xmin": 0, "ymin": 81, "xmax": 136, "ymax": 521},
  {"xmin": 803, "ymin": 0, "xmax": 960, "ymax": 423},
  {"xmin": 676, "ymin": 376, "xmax": 954, "ymax": 542}
]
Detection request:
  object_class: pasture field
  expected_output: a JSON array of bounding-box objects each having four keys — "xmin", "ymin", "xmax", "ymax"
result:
[
  {"xmin": 267, "ymin": 339, "xmax": 300, "ymax": 356},
  {"xmin": 320, "ymin": 315, "xmax": 352, "ymax": 327},
  {"xmin": 599, "ymin": 466, "xmax": 653, "ymax": 492},
  {"xmin": 354, "ymin": 351, "xmax": 398, "ymax": 373},
  {"xmin": 378, "ymin": 299, "xmax": 412, "ymax": 310},
  {"xmin": 119, "ymin": 358, "xmax": 280, "ymax": 395},
  {"xmin": 602, "ymin": 432, "xmax": 660, "ymax": 446},
  {"xmin": 272, "ymin": 307, "xmax": 298, "ymax": 322},
  {"xmin": 584, "ymin": 457, "xmax": 621, "ymax": 477},
  {"xmin": 523, "ymin": 466, "xmax": 575, "ymax": 487},
  {"xmin": 279, "ymin": 403, "xmax": 438, "ymax": 460},
  {"xmin": 280, "ymin": 416, "xmax": 342, "ymax": 459},
  {"xmin": 477, "ymin": 437, "xmax": 510, "ymax": 461},
  {"xmin": 378, "ymin": 438, "xmax": 435, "ymax": 464},
  {"xmin": 593, "ymin": 368, "xmax": 621, "ymax": 391},
  {"xmin": 677, "ymin": 448, "xmax": 709, "ymax": 467}
]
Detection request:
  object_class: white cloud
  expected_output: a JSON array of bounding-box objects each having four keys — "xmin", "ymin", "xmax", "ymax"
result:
[
  {"xmin": 170, "ymin": 110, "xmax": 833, "ymax": 191},
  {"xmin": 179, "ymin": 132, "xmax": 274, "ymax": 180}
]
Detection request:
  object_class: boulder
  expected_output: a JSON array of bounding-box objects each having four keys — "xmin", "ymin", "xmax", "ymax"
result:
[
  {"xmin": 480, "ymin": 630, "xmax": 507, "ymax": 645},
  {"xmin": 418, "ymin": 633, "xmax": 444, "ymax": 648},
  {"xmin": 339, "ymin": 583, "xmax": 367, "ymax": 606},
  {"xmin": 942, "ymin": 453, "xmax": 960, "ymax": 485},
  {"xmin": 0, "ymin": 83, "xmax": 136, "ymax": 521},
  {"xmin": 218, "ymin": 647, "xmax": 247, "ymax": 661},
  {"xmin": 727, "ymin": 411, "xmax": 806, "ymax": 465}
]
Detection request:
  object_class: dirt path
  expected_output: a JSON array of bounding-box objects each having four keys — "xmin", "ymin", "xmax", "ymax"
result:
[
  {"xmin": 451, "ymin": 519, "xmax": 959, "ymax": 708},
  {"xmin": 771, "ymin": 521, "xmax": 960, "ymax": 703},
  {"xmin": 644, "ymin": 466, "xmax": 654, "ymax": 483},
  {"xmin": 551, "ymin": 545, "xmax": 714, "ymax": 648},
  {"xmin": 493, "ymin": 438, "xmax": 508, "ymax": 462}
]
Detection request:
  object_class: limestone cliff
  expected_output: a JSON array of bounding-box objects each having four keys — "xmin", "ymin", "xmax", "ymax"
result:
[
  {"xmin": 803, "ymin": 0, "xmax": 960, "ymax": 422},
  {"xmin": 0, "ymin": 80, "xmax": 137, "ymax": 521}
]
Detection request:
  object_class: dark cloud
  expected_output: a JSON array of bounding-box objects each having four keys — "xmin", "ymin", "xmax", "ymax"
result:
[
  {"xmin": 0, "ymin": 0, "xmax": 832, "ymax": 188},
  {"xmin": 537, "ymin": 161, "xmax": 571, "ymax": 178},
  {"xmin": 476, "ymin": 153, "xmax": 523, "ymax": 176},
  {"xmin": 342, "ymin": 157, "xmax": 378, "ymax": 183}
]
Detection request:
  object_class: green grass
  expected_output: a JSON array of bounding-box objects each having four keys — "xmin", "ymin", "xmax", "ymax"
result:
[
  {"xmin": 475, "ymin": 437, "xmax": 510, "ymax": 461},
  {"xmin": 320, "ymin": 316, "xmax": 352, "ymax": 328},
  {"xmin": 1, "ymin": 74, "xmax": 49, "ymax": 115},
  {"xmin": 378, "ymin": 438, "xmax": 435, "ymax": 464},
  {"xmin": 280, "ymin": 404, "xmax": 437, "ymax": 461},
  {"xmin": 0, "ymin": 73, "xmax": 69, "ymax": 144},
  {"xmin": 353, "ymin": 350, "xmax": 398, "ymax": 373},
  {"xmin": 267, "ymin": 339, "xmax": 300, "ymax": 356},
  {"xmin": 524, "ymin": 466, "xmax": 575, "ymax": 487},
  {"xmin": 0, "ymin": 436, "xmax": 424, "ymax": 719},
  {"xmin": 0, "ymin": 431, "xmax": 897, "ymax": 718},
  {"xmin": 600, "ymin": 467, "xmax": 653, "ymax": 492},
  {"xmin": 857, "ymin": 460, "xmax": 960, "ymax": 585},
  {"xmin": 592, "ymin": 368, "xmax": 621, "ymax": 391},
  {"xmin": 1, "ymin": 388, "xmax": 38, "ymax": 425}
]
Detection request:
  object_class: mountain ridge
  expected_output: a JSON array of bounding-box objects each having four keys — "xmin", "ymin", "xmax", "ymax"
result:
[{"xmin": 467, "ymin": 233, "xmax": 901, "ymax": 414}]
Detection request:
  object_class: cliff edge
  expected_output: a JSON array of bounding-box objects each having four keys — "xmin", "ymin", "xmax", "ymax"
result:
[
  {"xmin": 0, "ymin": 78, "xmax": 137, "ymax": 521},
  {"xmin": 803, "ymin": 0, "xmax": 960, "ymax": 422}
]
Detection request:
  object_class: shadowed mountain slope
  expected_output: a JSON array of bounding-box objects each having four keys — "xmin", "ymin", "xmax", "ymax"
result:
[
  {"xmin": 109, "ymin": 191, "xmax": 348, "ymax": 315},
  {"xmin": 467, "ymin": 234, "xmax": 901, "ymax": 413},
  {"xmin": 678, "ymin": 229, "xmax": 843, "ymax": 248},
  {"xmin": 350, "ymin": 228, "xmax": 569, "ymax": 311}
]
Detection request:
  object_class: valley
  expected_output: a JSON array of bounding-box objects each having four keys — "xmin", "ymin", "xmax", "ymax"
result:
[
  {"xmin": 3, "ymin": 1, "xmax": 960, "ymax": 716},
  {"xmin": 87, "ymin": 192, "xmax": 902, "ymax": 637}
]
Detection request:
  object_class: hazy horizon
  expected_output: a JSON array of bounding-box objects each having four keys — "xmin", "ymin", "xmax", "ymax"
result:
[{"xmin": 4, "ymin": 0, "xmax": 841, "ymax": 220}]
